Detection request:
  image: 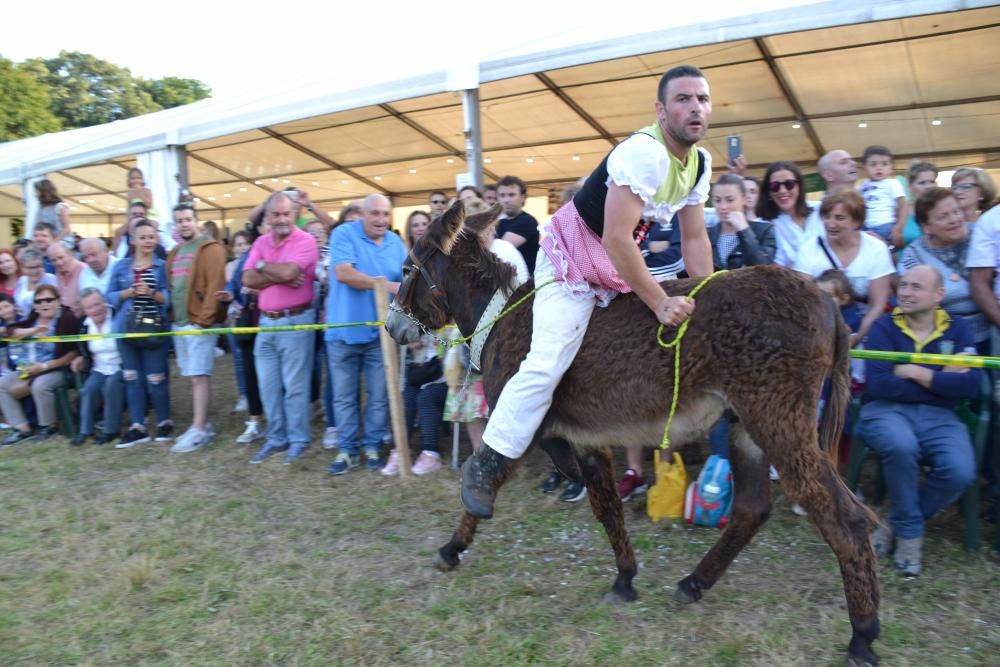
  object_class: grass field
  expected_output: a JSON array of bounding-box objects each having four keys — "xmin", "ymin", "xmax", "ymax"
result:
[{"xmin": 1, "ymin": 360, "xmax": 998, "ymax": 666}]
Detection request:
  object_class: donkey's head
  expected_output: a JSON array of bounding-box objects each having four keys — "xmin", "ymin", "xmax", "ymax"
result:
[{"xmin": 385, "ymin": 199, "xmax": 512, "ymax": 345}]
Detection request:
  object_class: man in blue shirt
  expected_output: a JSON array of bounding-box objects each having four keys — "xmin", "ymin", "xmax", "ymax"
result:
[
  {"xmin": 325, "ymin": 194, "xmax": 406, "ymax": 475},
  {"xmin": 856, "ymin": 264, "xmax": 980, "ymax": 576}
]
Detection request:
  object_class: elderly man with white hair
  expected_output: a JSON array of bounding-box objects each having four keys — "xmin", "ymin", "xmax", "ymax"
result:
[
  {"xmin": 241, "ymin": 191, "xmax": 320, "ymax": 465},
  {"xmin": 46, "ymin": 243, "xmax": 86, "ymax": 317},
  {"xmin": 325, "ymin": 193, "xmax": 406, "ymax": 475},
  {"xmin": 78, "ymin": 237, "xmax": 118, "ymax": 295}
]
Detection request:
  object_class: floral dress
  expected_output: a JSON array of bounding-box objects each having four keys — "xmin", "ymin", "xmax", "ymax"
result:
[{"xmin": 442, "ymin": 327, "xmax": 489, "ymax": 422}]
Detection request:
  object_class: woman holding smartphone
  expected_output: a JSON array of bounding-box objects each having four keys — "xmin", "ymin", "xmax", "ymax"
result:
[{"xmin": 107, "ymin": 219, "xmax": 172, "ymax": 448}]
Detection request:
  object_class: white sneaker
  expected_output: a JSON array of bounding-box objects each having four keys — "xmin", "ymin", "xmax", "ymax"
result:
[
  {"xmin": 232, "ymin": 396, "xmax": 248, "ymax": 413},
  {"xmin": 170, "ymin": 426, "xmax": 213, "ymax": 453},
  {"xmin": 213, "ymin": 346, "xmax": 225, "ymax": 357},
  {"xmin": 236, "ymin": 421, "xmax": 263, "ymax": 444},
  {"xmin": 322, "ymin": 426, "xmax": 338, "ymax": 449},
  {"xmin": 791, "ymin": 503, "xmax": 808, "ymax": 516},
  {"xmin": 381, "ymin": 450, "xmax": 400, "ymax": 476},
  {"xmin": 769, "ymin": 465, "xmax": 779, "ymax": 481}
]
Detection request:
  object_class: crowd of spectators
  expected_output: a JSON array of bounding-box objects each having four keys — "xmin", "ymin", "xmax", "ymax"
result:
[{"xmin": 1, "ymin": 147, "xmax": 998, "ymax": 575}]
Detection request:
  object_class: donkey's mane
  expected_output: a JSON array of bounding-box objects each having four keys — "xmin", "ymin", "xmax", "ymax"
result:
[{"xmin": 446, "ymin": 228, "xmax": 517, "ymax": 293}]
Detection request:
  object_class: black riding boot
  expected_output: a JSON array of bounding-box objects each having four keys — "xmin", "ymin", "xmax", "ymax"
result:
[{"xmin": 461, "ymin": 445, "xmax": 513, "ymax": 519}]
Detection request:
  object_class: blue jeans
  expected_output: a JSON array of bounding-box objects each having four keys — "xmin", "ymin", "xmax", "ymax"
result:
[
  {"xmin": 117, "ymin": 340, "xmax": 170, "ymax": 427},
  {"xmin": 228, "ymin": 333, "xmax": 247, "ymax": 396},
  {"xmin": 327, "ymin": 339, "xmax": 387, "ymax": 455},
  {"xmin": 856, "ymin": 401, "xmax": 976, "ymax": 539},
  {"xmin": 404, "ymin": 381, "xmax": 448, "ymax": 453},
  {"xmin": 255, "ymin": 310, "xmax": 315, "ymax": 448},
  {"xmin": 78, "ymin": 370, "xmax": 125, "ymax": 436},
  {"xmin": 708, "ymin": 417, "xmax": 730, "ymax": 459},
  {"xmin": 318, "ymin": 341, "xmax": 336, "ymax": 428}
]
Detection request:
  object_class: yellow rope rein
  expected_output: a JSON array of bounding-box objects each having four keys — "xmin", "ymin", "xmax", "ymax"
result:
[{"xmin": 655, "ymin": 270, "xmax": 728, "ymax": 449}]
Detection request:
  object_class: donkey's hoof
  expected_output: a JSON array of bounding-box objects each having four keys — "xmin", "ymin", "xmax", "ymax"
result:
[
  {"xmin": 673, "ymin": 576, "xmax": 704, "ymax": 604},
  {"xmin": 846, "ymin": 655, "xmax": 878, "ymax": 667},
  {"xmin": 602, "ymin": 588, "xmax": 637, "ymax": 605},
  {"xmin": 433, "ymin": 550, "xmax": 460, "ymax": 572}
]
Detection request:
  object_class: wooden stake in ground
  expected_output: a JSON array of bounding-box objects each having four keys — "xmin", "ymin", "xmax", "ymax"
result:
[{"xmin": 374, "ymin": 277, "xmax": 411, "ymax": 477}]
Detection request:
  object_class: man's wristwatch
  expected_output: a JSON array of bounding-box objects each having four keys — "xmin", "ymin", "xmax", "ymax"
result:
[{"xmin": 255, "ymin": 260, "xmax": 266, "ymax": 271}]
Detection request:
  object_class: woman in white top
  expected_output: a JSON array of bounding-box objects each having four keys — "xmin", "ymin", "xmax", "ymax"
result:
[
  {"xmin": 756, "ymin": 161, "xmax": 821, "ymax": 267},
  {"xmin": 13, "ymin": 248, "xmax": 57, "ymax": 318},
  {"xmin": 794, "ymin": 188, "xmax": 894, "ymax": 344}
]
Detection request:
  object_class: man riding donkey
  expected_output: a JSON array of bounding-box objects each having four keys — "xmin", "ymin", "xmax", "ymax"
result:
[{"xmin": 462, "ymin": 64, "xmax": 714, "ymax": 517}]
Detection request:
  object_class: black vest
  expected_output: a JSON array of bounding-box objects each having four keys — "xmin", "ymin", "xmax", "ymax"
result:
[{"xmin": 573, "ymin": 134, "xmax": 706, "ymax": 237}]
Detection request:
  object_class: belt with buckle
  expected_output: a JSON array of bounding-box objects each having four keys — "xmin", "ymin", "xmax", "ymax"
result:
[{"xmin": 260, "ymin": 303, "xmax": 312, "ymax": 319}]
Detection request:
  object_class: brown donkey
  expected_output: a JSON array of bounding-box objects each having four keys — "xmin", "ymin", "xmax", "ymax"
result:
[{"xmin": 386, "ymin": 202, "xmax": 881, "ymax": 666}]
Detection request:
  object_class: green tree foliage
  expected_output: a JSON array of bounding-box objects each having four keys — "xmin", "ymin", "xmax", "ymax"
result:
[
  {"xmin": 0, "ymin": 56, "xmax": 62, "ymax": 142},
  {"xmin": 141, "ymin": 77, "xmax": 211, "ymax": 109},
  {"xmin": 27, "ymin": 51, "xmax": 161, "ymax": 129}
]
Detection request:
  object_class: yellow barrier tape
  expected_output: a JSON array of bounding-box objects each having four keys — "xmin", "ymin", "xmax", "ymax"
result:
[
  {"xmin": 1, "ymin": 321, "xmax": 385, "ymax": 345},
  {"xmin": 850, "ymin": 349, "xmax": 1000, "ymax": 370}
]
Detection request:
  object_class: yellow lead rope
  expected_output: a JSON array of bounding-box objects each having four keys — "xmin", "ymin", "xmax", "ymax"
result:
[{"xmin": 655, "ymin": 270, "xmax": 728, "ymax": 449}]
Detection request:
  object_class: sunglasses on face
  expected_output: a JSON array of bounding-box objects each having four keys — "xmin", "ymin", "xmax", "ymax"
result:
[
  {"xmin": 34, "ymin": 297, "xmax": 57, "ymax": 305},
  {"xmin": 953, "ymin": 182, "xmax": 979, "ymax": 191},
  {"xmin": 768, "ymin": 179, "xmax": 800, "ymax": 193}
]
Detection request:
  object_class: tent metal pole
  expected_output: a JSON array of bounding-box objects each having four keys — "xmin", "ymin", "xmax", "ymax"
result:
[{"xmin": 462, "ymin": 89, "xmax": 484, "ymax": 190}]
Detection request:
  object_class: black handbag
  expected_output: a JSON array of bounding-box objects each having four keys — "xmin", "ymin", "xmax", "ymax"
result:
[
  {"xmin": 406, "ymin": 356, "xmax": 443, "ymax": 387},
  {"xmin": 125, "ymin": 306, "xmax": 166, "ymax": 349},
  {"xmin": 232, "ymin": 295, "xmax": 260, "ymax": 345}
]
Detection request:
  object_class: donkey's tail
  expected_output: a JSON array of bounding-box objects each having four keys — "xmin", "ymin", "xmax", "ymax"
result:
[{"xmin": 818, "ymin": 297, "xmax": 851, "ymax": 465}]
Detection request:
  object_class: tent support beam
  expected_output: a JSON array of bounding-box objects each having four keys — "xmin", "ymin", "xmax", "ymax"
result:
[
  {"xmin": 259, "ymin": 128, "xmax": 389, "ymax": 195},
  {"xmin": 754, "ymin": 37, "xmax": 826, "ymax": 158},
  {"xmin": 535, "ymin": 72, "xmax": 617, "ymax": 147}
]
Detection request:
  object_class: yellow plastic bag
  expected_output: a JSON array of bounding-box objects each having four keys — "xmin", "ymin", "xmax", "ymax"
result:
[{"xmin": 646, "ymin": 451, "xmax": 688, "ymax": 522}]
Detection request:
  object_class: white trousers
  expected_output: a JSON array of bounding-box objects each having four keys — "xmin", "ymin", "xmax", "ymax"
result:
[{"xmin": 481, "ymin": 252, "xmax": 597, "ymax": 458}]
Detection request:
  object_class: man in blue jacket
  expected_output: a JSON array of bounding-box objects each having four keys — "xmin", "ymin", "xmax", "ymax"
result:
[{"xmin": 856, "ymin": 264, "xmax": 980, "ymax": 576}]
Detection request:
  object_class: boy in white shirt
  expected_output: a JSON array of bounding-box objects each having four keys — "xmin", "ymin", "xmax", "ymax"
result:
[{"xmin": 857, "ymin": 145, "xmax": 908, "ymax": 247}]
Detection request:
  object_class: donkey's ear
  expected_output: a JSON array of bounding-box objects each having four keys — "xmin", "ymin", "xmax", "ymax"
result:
[
  {"xmin": 439, "ymin": 199, "xmax": 466, "ymax": 254},
  {"xmin": 462, "ymin": 203, "xmax": 503, "ymax": 235}
]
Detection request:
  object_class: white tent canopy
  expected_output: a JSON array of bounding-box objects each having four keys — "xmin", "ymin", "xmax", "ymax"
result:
[{"xmin": 1, "ymin": 0, "xmax": 998, "ymax": 230}]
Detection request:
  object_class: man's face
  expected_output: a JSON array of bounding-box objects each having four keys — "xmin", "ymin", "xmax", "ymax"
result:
[
  {"xmin": 174, "ymin": 208, "xmax": 199, "ymax": 241},
  {"xmin": 0, "ymin": 300, "xmax": 15, "ymax": 322},
  {"xmin": 48, "ymin": 246, "xmax": 71, "ymax": 273},
  {"xmin": 429, "ymin": 193, "xmax": 448, "ymax": 218},
  {"xmin": 80, "ymin": 241, "xmax": 109, "ymax": 274},
  {"xmin": 33, "ymin": 229, "xmax": 53, "ymax": 250},
  {"xmin": 497, "ymin": 185, "xmax": 525, "ymax": 217},
  {"xmin": 656, "ymin": 76, "xmax": 711, "ymax": 147},
  {"xmin": 81, "ymin": 294, "xmax": 107, "ymax": 322},
  {"xmin": 824, "ymin": 150, "xmax": 858, "ymax": 187},
  {"xmin": 363, "ymin": 199, "xmax": 392, "ymax": 240},
  {"xmin": 897, "ymin": 268, "xmax": 943, "ymax": 315},
  {"xmin": 128, "ymin": 205, "xmax": 146, "ymax": 222},
  {"xmin": 484, "ymin": 189, "xmax": 497, "ymax": 205},
  {"xmin": 267, "ymin": 197, "xmax": 296, "ymax": 240}
]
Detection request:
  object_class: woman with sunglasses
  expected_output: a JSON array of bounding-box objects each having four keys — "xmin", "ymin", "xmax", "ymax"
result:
[
  {"xmin": 0, "ymin": 284, "xmax": 81, "ymax": 445},
  {"xmin": 951, "ymin": 167, "xmax": 998, "ymax": 224},
  {"xmin": 757, "ymin": 161, "xmax": 823, "ymax": 267},
  {"xmin": 13, "ymin": 248, "xmax": 57, "ymax": 318},
  {"xmin": 107, "ymin": 219, "xmax": 172, "ymax": 448}
]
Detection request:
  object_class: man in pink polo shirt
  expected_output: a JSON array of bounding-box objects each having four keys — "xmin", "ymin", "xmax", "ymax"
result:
[
  {"xmin": 242, "ymin": 191, "xmax": 319, "ymax": 465},
  {"xmin": 47, "ymin": 243, "xmax": 86, "ymax": 317}
]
